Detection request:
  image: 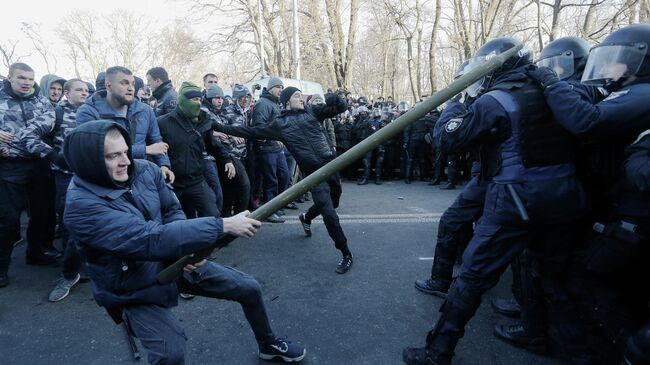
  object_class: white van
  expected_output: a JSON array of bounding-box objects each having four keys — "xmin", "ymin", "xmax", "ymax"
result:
[{"xmin": 222, "ymin": 77, "xmax": 325, "ymax": 100}]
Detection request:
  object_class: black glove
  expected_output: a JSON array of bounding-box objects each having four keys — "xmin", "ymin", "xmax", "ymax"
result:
[
  {"xmin": 45, "ymin": 150, "xmax": 68, "ymax": 170},
  {"xmin": 527, "ymin": 66, "xmax": 560, "ymax": 89}
]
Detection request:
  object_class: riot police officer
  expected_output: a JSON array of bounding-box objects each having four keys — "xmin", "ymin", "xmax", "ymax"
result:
[
  {"xmin": 403, "ymin": 37, "xmax": 593, "ymax": 365},
  {"xmin": 491, "ymin": 35, "xmax": 596, "ymax": 346},
  {"xmin": 528, "ymin": 24, "xmax": 650, "ymax": 363},
  {"xmin": 353, "ymin": 105, "xmax": 384, "ymax": 185}
]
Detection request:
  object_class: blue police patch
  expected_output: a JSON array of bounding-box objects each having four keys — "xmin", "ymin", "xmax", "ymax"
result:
[{"xmin": 445, "ymin": 118, "xmax": 463, "ymax": 133}]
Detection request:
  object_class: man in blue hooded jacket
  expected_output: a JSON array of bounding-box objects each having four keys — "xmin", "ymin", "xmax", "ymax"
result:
[
  {"xmin": 76, "ymin": 66, "xmax": 175, "ymax": 183},
  {"xmin": 63, "ymin": 120, "xmax": 306, "ymax": 364}
]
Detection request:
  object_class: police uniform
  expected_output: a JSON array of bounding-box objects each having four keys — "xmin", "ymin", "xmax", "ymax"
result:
[{"xmin": 403, "ymin": 38, "xmax": 593, "ymax": 365}]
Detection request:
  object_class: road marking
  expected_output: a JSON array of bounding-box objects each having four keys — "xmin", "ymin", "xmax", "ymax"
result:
[
  {"xmin": 278, "ymin": 213, "xmax": 442, "ymax": 224},
  {"xmin": 418, "ymin": 257, "xmax": 434, "ymax": 260}
]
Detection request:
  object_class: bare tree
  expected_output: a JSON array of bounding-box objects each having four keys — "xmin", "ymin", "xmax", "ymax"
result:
[
  {"xmin": 21, "ymin": 22, "xmax": 57, "ymax": 74},
  {"xmin": 429, "ymin": 0, "xmax": 442, "ymax": 92},
  {"xmin": 0, "ymin": 40, "xmax": 26, "ymax": 72},
  {"xmin": 59, "ymin": 12, "xmax": 108, "ymax": 79}
]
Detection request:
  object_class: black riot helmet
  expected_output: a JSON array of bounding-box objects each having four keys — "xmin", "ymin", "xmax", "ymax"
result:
[
  {"xmin": 537, "ymin": 37, "xmax": 591, "ymax": 80},
  {"xmin": 582, "ymin": 23, "xmax": 650, "ymax": 89},
  {"xmin": 466, "ymin": 37, "xmax": 532, "ymax": 97},
  {"xmin": 357, "ymin": 96, "xmax": 369, "ymax": 106}
]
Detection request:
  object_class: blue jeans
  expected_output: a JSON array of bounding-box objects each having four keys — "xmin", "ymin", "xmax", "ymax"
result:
[
  {"xmin": 257, "ymin": 151, "xmax": 290, "ymax": 203},
  {"xmin": 122, "ymin": 262, "xmax": 275, "ymax": 365}
]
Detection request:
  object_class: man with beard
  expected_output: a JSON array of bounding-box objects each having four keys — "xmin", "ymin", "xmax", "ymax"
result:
[{"xmin": 77, "ymin": 66, "xmax": 174, "ymax": 183}]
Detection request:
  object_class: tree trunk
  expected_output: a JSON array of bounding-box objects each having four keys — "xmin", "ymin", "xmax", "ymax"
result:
[{"xmin": 429, "ymin": 0, "xmax": 442, "ymax": 92}]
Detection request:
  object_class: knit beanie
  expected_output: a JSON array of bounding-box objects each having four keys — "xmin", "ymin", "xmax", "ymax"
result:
[
  {"xmin": 280, "ymin": 86, "xmax": 301, "ymax": 107},
  {"xmin": 178, "ymin": 81, "xmax": 203, "ymax": 122},
  {"xmin": 267, "ymin": 77, "xmax": 283, "ymax": 91},
  {"xmin": 205, "ymin": 84, "xmax": 224, "ymax": 99},
  {"xmin": 232, "ymin": 84, "xmax": 251, "ymax": 100}
]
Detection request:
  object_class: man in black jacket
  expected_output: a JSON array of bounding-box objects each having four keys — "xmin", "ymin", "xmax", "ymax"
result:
[
  {"xmin": 214, "ymin": 87, "xmax": 354, "ymax": 274},
  {"xmin": 158, "ymin": 82, "xmax": 235, "ymax": 218},
  {"xmin": 252, "ymin": 77, "xmax": 288, "ymax": 223},
  {"xmin": 147, "ymin": 67, "xmax": 177, "ymax": 117}
]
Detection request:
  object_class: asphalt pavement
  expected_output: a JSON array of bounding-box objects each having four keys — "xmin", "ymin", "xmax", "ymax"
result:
[{"xmin": 0, "ymin": 179, "xmax": 566, "ymax": 365}]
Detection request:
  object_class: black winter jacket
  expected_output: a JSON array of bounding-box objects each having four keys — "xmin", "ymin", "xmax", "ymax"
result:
[
  {"xmin": 152, "ymin": 80, "xmax": 177, "ymax": 117},
  {"xmin": 158, "ymin": 108, "xmax": 232, "ymax": 189},
  {"xmin": 215, "ymin": 93, "xmax": 347, "ymax": 174},
  {"xmin": 252, "ymin": 89, "xmax": 282, "ymax": 152}
]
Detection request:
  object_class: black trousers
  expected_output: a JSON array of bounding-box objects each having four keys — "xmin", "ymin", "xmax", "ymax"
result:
[
  {"xmin": 304, "ymin": 174, "xmax": 348, "ymax": 251},
  {"xmin": 174, "ymin": 180, "xmax": 219, "ymax": 218},
  {"xmin": 220, "ymin": 158, "xmax": 250, "ymax": 217},
  {"xmin": 0, "ymin": 159, "xmax": 56, "ymax": 271}
]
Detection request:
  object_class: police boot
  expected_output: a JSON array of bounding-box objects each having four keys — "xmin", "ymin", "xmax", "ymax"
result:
[
  {"xmin": 405, "ymin": 159, "xmax": 413, "ymax": 184},
  {"xmin": 403, "ymin": 288, "xmax": 481, "ymax": 365},
  {"xmin": 493, "ymin": 322, "xmax": 548, "ymax": 355},
  {"xmin": 357, "ymin": 177, "xmax": 369, "ymax": 185},
  {"xmin": 414, "ymin": 256, "xmax": 453, "ymax": 298},
  {"xmin": 490, "ymin": 298, "xmax": 521, "ymax": 318},
  {"xmin": 439, "ymin": 182, "xmax": 456, "ymax": 190},
  {"xmin": 414, "ymin": 277, "xmax": 451, "ymax": 298}
]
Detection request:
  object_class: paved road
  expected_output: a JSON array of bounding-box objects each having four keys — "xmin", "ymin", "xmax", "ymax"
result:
[{"xmin": 0, "ymin": 179, "xmax": 566, "ymax": 365}]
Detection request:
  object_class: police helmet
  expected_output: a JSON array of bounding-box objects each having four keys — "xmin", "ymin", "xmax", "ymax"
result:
[
  {"xmin": 537, "ymin": 37, "xmax": 591, "ymax": 80},
  {"xmin": 397, "ymin": 101, "xmax": 410, "ymax": 112},
  {"xmin": 582, "ymin": 23, "xmax": 650, "ymax": 88},
  {"xmin": 357, "ymin": 96, "xmax": 369, "ymax": 106},
  {"xmin": 466, "ymin": 37, "xmax": 532, "ymax": 97}
]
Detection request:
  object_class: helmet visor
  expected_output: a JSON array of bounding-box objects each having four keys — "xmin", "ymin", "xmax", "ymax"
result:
[
  {"xmin": 581, "ymin": 44, "xmax": 647, "ymax": 86},
  {"xmin": 463, "ymin": 57, "xmax": 489, "ymax": 97},
  {"xmin": 537, "ymin": 53, "xmax": 574, "ymax": 80}
]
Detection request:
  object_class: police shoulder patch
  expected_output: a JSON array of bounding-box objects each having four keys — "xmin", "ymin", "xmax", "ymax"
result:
[{"xmin": 445, "ymin": 118, "xmax": 463, "ymax": 133}]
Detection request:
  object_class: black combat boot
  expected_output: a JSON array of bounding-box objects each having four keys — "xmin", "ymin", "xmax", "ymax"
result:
[
  {"xmin": 439, "ymin": 182, "xmax": 456, "ymax": 190},
  {"xmin": 493, "ymin": 323, "xmax": 549, "ymax": 355},
  {"xmin": 414, "ymin": 276, "xmax": 451, "ymax": 298},
  {"xmin": 403, "ymin": 287, "xmax": 481, "ymax": 365},
  {"xmin": 490, "ymin": 297, "xmax": 521, "ymax": 318},
  {"xmin": 357, "ymin": 177, "xmax": 369, "ymax": 185}
]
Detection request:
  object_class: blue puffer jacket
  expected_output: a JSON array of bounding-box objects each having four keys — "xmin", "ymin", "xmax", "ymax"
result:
[
  {"xmin": 63, "ymin": 121, "xmax": 222, "ymax": 309},
  {"xmin": 76, "ymin": 90, "xmax": 171, "ymax": 167}
]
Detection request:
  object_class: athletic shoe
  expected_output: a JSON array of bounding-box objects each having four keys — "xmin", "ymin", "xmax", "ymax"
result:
[
  {"xmin": 259, "ymin": 337, "xmax": 306, "ymax": 362},
  {"xmin": 414, "ymin": 277, "xmax": 451, "ymax": 298},
  {"xmin": 48, "ymin": 273, "xmax": 81, "ymax": 302},
  {"xmin": 336, "ymin": 255, "xmax": 353, "ymax": 274},
  {"xmin": 298, "ymin": 213, "xmax": 311, "ymax": 237}
]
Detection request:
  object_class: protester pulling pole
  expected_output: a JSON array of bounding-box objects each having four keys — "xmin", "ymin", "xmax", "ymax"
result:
[{"xmin": 156, "ymin": 43, "xmax": 524, "ymax": 284}]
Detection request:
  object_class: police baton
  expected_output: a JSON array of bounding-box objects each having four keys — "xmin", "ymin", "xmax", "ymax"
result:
[{"xmin": 156, "ymin": 43, "xmax": 524, "ymax": 285}]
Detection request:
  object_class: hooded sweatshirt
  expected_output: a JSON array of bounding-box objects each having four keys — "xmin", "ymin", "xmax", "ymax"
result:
[
  {"xmin": 63, "ymin": 120, "xmax": 222, "ymax": 310},
  {"xmin": 39, "ymin": 74, "xmax": 66, "ymax": 105}
]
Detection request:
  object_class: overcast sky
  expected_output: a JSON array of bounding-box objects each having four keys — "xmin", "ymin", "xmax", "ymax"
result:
[{"xmin": 0, "ymin": 0, "xmax": 191, "ymax": 78}]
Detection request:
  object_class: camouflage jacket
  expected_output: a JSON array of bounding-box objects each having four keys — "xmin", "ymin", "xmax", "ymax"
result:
[
  {"xmin": 221, "ymin": 103, "xmax": 251, "ymax": 159},
  {"xmin": 0, "ymin": 79, "xmax": 54, "ymax": 158},
  {"xmin": 18, "ymin": 100, "xmax": 79, "ymax": 173}
]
